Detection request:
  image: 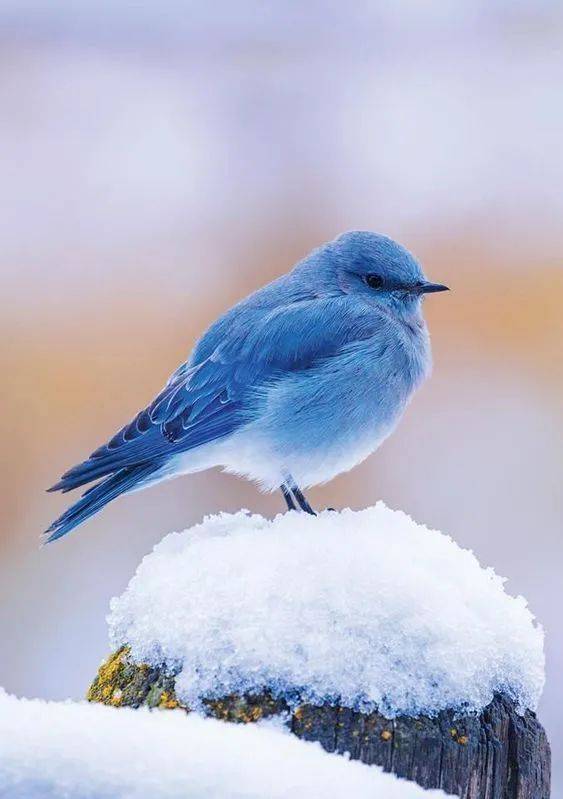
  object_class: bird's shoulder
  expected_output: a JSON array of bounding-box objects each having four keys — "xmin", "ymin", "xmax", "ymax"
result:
[{"xmin": 186, "ymin": 274, "xmax": 313, "ymax": 366}]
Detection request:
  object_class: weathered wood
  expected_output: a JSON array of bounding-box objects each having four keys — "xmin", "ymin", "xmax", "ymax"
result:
[{"xmin": 88, "ymin": 648, "xmax": 551, "ymax": 798}]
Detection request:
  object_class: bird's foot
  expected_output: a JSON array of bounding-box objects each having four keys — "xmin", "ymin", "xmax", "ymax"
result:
[{"xmin": 280, "ymin": 478, "xmax": 316, "ymax": 515}]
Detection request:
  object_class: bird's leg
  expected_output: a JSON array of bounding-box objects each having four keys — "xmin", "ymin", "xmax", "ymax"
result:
[
  {"xmin": 286, "ymin": 475, "xmax": 317, "ymax": 516},
  {"xmin": 280, "ymin": 483, "xmax": 297, "ymax": 512}
]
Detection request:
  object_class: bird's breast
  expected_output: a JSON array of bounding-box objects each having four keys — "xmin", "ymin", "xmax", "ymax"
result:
[{"xmin": 236, "ymin": 320, "xmax": 430, "ymax": 488}]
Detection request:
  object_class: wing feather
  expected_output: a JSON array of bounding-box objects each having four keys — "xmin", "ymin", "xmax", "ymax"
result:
[{"xmin": 50, "ymin": 296, "xmax": 378, "ymax": 493}]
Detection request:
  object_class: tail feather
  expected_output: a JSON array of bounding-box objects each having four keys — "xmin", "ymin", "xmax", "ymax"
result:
[
  {"xmin": 48, "ymin": 455, "xmax": 144, "ymax": 494},
  {"xmin": 43, "ymin": 462, "xmax": 159, "ymax": 544},
  {"xmin": 48, "ymin": 439, "xmax": 161, "ymax": 494}
]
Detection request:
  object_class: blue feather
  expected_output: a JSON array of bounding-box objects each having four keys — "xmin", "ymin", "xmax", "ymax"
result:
[{"xmin": 43, "ymin": 463, "xmax": 159, "ymax": 543}]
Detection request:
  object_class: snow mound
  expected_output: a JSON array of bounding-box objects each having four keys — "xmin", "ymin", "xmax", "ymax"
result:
[
  {"xmin": 109, "ymin": 503, "xmax": 544, "ymax": 717},
  {"xmin": 0, "ymin": 690, "xmax": 448, "ymax": 799}
]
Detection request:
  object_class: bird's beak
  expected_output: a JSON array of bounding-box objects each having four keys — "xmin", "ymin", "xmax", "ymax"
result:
[{"xmin": 418, "ymin": 281, "xmax": 449, "ymax": 294}]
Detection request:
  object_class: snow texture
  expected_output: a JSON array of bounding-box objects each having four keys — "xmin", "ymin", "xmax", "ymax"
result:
[
  {"xmin": 0, "ymin": 690, "xmax": 449, "ymax": 799},
  {"xmin": 109, "ymin": 503, "xmax": 544, "ymax": 718}
]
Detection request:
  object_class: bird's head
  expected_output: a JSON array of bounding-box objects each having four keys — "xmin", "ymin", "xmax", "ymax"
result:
[{"xmin": 309, "ymin": 231, "xmax": 449, "ymax": 314}]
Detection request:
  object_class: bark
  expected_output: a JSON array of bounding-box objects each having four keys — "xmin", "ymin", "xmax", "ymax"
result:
[{"xmin": 88, "ymin": 647, "xmax": 550, "ymax": 798}]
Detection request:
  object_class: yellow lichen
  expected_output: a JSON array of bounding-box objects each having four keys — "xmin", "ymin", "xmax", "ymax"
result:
[
  {"xmin": 159, "ymin": 691, "xmax": 180, "ymax": 710},
  {"xmin": 205, "ymin": 695, "xmax": 274, "ymax": 723},
  {"xmin": 235, "ymin": 705, "xmax": 262, "ymax": 723},
  {"xmin": 449, "ymin": 727, "xmax": 469, "ymax": 745},
  {"xmin": 380, "ymin": 729, "xmax": 392, "ymax": 741},
  {"xmin": 87, "ymin": 647, "xmax": 129, "ymax": 704}
]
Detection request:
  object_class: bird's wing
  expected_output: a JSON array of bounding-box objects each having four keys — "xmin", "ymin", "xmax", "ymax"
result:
[{"xmin": 50, "ymin": 296, "xmax": 379, "ymax": 492}]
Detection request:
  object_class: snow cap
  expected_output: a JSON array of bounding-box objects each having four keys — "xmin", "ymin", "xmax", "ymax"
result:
[{"xmin": 109, "ymin": 504, "xmax": 544, "ymax": 717}]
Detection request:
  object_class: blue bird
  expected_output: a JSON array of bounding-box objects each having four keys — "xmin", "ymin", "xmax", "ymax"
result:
[{"xmin": 45, "ymin": 231, "xmax": 448, "ymax": 542}]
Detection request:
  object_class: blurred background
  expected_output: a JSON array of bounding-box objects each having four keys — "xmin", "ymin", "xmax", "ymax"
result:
[{"xmin": 0, "ymin": 0, "xmax": 561, "ymax": 791}]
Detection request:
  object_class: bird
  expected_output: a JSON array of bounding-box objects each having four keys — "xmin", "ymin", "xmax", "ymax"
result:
[{"xmin": 44, "ymin": 231, "xmax": 448, "ymax": 542}]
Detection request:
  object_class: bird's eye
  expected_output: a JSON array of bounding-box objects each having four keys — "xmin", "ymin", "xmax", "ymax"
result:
[{"xmin": 365, "ymin": 274, "xmax": 384, "ymax": 289}]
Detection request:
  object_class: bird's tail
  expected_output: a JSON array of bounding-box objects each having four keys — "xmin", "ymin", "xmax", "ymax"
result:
[{"xmin": 42, "ymin": 462, "xmax": 159, "ymax": 544}]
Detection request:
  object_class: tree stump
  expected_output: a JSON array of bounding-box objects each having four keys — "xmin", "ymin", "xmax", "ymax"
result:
[{"xmin": 88, "ymin": 647, "xmax": 551, "ymax": 799}]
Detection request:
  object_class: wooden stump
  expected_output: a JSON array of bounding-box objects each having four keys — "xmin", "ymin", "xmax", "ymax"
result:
[{"xmin": 88, "ymin": 648, "xmax": 551, "ymax": 798}]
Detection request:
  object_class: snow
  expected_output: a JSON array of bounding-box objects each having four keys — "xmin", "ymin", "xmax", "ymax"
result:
[
  {"xmin": 0, "ymin": 690, "xmax": 449, "ymax": 799},
  {"xmin": 109, "ymin": 504, "xmax": 544, "ymax": 718}
]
